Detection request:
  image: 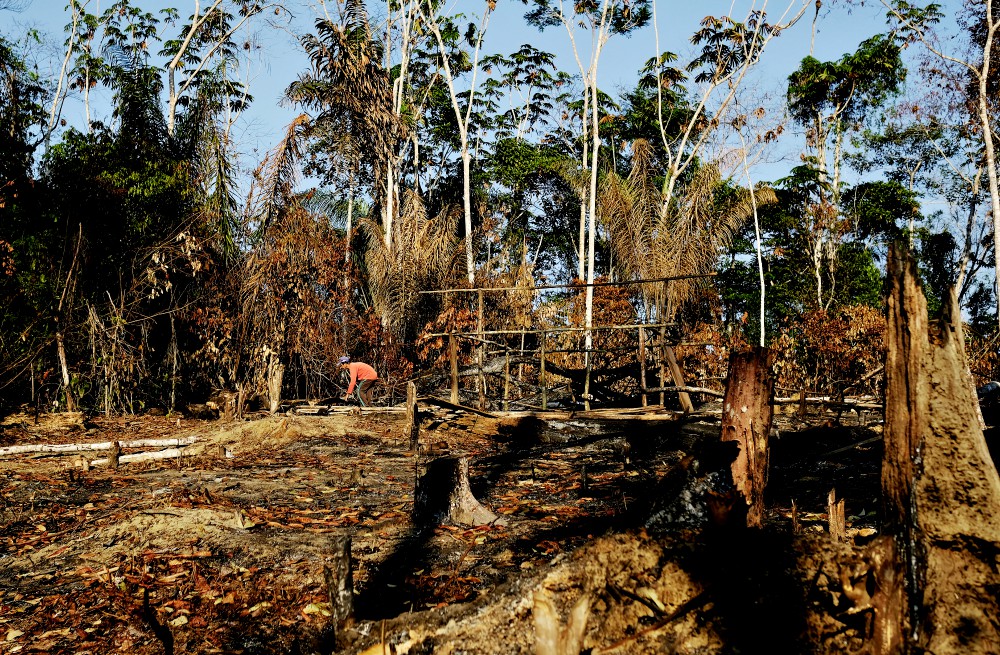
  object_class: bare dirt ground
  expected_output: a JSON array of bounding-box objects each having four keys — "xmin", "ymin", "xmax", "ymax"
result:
[{"xmin": 0, "ymin": 402, "xmax": 888, "ymax": 654}]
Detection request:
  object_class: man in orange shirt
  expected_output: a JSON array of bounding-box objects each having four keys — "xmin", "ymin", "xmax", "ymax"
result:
[{"xmin": 339, "ymin": 356, "xmax": 379, "ymax": 406}]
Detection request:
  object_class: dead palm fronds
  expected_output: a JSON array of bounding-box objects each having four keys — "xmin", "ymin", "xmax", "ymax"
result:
[
  {"xmin": 358, "ymin": 189, "xmax": 463, "ymax": 338},
  {"xmin": 245, "ymin": 113, "xmax": 310, "ymax": 238},
  {"xmin": 600, "ymin": 138, "xmax": 776, "ymax": 319}
]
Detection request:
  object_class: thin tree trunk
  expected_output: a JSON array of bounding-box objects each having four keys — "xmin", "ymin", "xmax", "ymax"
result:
[{"xmin": 56, "ymin": 224, "xmax": 83, "ymax": 412}]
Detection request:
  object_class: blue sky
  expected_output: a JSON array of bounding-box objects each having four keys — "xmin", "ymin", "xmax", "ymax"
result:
[{"xmin": 6, "ymin": 0, "xmax": 891, "ymax": 186}]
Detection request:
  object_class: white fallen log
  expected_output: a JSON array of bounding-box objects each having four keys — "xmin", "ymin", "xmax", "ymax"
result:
[
  {"xmin": 91, "ymin": 447, "xmax": 189, "ymax": 467},
  {"xmin": 0, "ymin": 436, "xmax": 198, "ymax": 456}
]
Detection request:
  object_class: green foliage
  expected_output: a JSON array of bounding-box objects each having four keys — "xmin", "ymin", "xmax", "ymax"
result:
[
  {"xmin": 787, "ymin": 34, "xmax": 905, "ymax": 127},
  {"xmin": 841, "ymin": 180, "xmax": 920, "ymax": 243}
]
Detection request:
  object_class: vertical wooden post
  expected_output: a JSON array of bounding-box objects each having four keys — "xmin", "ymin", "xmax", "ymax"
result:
[
  {"xmin": 405, "ymin": 381, "xmax": 419, "ymax": 451},
  {"xmin": 503, "ymin": 352, "xmax": 510, "ymax": 412},
  {"xmin": 658, "ymin": 326, "xmax": 667, "ymax": 406},
  {"xmin": 664, "ymin": 345, "xmax": 694, "ymax": 413},
  {"xmin": 449, "ymin": 333, "xmax": 459, "ymax": 405},
  {"xmin": 721, "ymin": 347, "xmax": 774, "ymax": 528},
  {"xmin": 540, "ymin": 331, "xmax": 547, "ymax": 410},
  {"xmin": 477, "ymin": 290, "xmax": 486, "ymax": 410},
  {"xmin": 827, "ymin": 488, "xmax": 846, "ymax": 542},
  {"xmin": 639, "ymin": 326, "xmax": 648, "ymax": 408}
]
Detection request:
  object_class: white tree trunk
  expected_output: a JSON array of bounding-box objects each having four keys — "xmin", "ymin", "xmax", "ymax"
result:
[
  {"xmin": 978, "ymin": 18, "xmax": 1000, "ymax": 328},
  {"xmin": 462, "ymin": 149, "xmax": 475, "ymax": 284}
]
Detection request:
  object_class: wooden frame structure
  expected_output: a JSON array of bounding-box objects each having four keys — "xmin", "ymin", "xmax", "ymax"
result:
[{"xmin": 420, "ymin": 274, "xmax": 716, "ymax": 412}]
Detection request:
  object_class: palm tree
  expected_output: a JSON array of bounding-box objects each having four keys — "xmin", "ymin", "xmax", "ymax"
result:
[
  {"xmin": 285, "ymin": 0, "xmax": 403, "ymax": 250},
  {"xmin": 358, "ymin": 189, "xmax": 463, "ymax": 339},
  {"xmin": 600, "ymin": 138, "xmax": 777, "ymax": 321}
]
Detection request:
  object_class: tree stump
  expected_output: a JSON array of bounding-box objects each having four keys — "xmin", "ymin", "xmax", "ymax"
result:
[
  {"xmin": 882, "ymin": 245, "xmax": 1000, "ymax": 654},
  {"xmin": 720, "ymin": 347, "xmax": 774, "ymax": 528},
  {"xmin": 108, "ymin": 441, "xmax": 121, "ymax": 470},
  {"xmin": 413, "ymin": 456, "xmax": 508, "ymax": 527},
  {"xmin": 323, "ymin": 535, "xmax": 354, "ymax": 630}
]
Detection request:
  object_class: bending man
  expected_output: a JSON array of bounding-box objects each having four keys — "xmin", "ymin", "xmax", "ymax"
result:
[{"xmin": 339, "ymin": 356, "xmax": 378, "ymax": 406}]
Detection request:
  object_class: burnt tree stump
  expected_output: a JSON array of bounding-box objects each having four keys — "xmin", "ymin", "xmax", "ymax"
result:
[
  {"xmin": 721, "ymin": 347, "xmax": 774, "ymax": 528},
  {"xmin": 414, "ymin": 456, "xmax": 508, "ymax": 528},
  {"xmin": 882, "ymin": 245, "xmax": 1000, "ymax": 655},
  {"xmin": 323, "ymin": 535, "xmax": 354, "ymax": 629}
]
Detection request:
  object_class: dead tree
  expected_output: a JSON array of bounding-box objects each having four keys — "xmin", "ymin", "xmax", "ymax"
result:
[
  {"xmin": 880, "ymin": 246, "xmax": 1000, "ymax": 655},
  {"xmin": 720, "ymin": 347, "xmax": 775, "ymax": 528}
]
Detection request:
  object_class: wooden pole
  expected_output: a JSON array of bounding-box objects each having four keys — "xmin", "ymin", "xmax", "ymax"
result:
[
  {"xmin": 449, "ymin": 333, "xmax": 459, "ymax": 404},
  {"xmin": 405, "ymin": 381, "xmax": 419, "ymax": 452},
  {"xmin": 721, "ymin": 346, "xmax": 775, "ymax": 528},
  {"xmin": 639, "ymin": 326, "xmax": 648, "ymax": 408},
  {"xmin": 658, "ymin": 326, "xmax": 666, "ymax": 406},
  {"xmin": 419, "ymin": 272, "xmax": 717, "ymax": 295},
  {"xmin": 477, "ymin": 290, "xmax": 486, "ymax": 409},
  {"xmin": 664, "ymin": 345, "xmax": 694, "ymax": 413},
  {"xmin": 540, "ymin": 332, "xmax": 547, "ymax": 410},
  {"xmin": 503, "ymin": 352, "xmax": 510, "ymax": 412}
]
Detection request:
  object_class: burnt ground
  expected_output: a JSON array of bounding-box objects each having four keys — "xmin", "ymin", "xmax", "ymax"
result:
[{"xmin": 0, "ymin": 401, "xmax": 893, "ymax": 654}]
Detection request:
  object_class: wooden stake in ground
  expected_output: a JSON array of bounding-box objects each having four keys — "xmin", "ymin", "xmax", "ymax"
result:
[
  {"xmin": 405, "ymin": 381, "xmax": 419, "ymax": 452},
  {"xmin": 882, "ymin": 245, "xmax": 1000, "ymax": 655},
  {"xmin": 720, "ymin": 347, "xmax": 774, "ymax": 528},
  {"xmin": 413, "ymin": 456, "xmax": 508, "ymax": 527},
  {"xmin": 827, "ymin": 488, "xmax": 845, "ymax": 542}
]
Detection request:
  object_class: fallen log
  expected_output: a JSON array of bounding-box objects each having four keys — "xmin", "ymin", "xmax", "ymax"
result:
[
  {"xmin": 0, "ymin": 436, "xmax": 198, "ymax": 456},
  {"xmin": 89, "ymin": 445, "xmax": 227, "ymax": 467}
]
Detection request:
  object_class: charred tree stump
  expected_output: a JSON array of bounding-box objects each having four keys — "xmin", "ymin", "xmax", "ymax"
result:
[
  {"xmin": 413, "ymin": 457, "xmax": 508, "ymax": 528},
  {"xmin": 323, "ymin": 535, "xmax": 354, "ymax": 636},
  {"xmin": 882, "ymin": 245, "xmax": 1000, "ymax": 655},
  {"xmin": 721, "ymin": 347, "xmax": 774, "ymax": 528}
]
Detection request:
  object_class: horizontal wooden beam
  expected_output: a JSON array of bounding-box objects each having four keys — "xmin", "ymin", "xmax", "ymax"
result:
[
  {"xmin": 419, "ymin": 273, "xmax": 717, "ymax": 295},
  {"xmin": 425, "ymin": 322, "xmax": 676, "ymax": 339}
]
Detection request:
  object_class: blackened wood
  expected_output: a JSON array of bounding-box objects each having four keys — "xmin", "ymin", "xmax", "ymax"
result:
[{"xmin": 721, "ymin": 347, "xmax": 774, "ymax": 528}]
